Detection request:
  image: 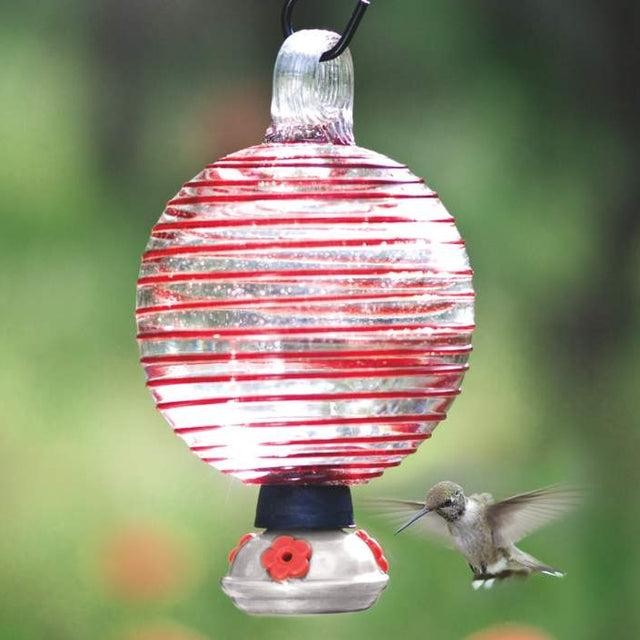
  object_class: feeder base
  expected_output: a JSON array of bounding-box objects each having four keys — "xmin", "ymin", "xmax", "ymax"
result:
[{"xmin": 221, "ymin": 529, "xmax": 389, "ymax": 615}]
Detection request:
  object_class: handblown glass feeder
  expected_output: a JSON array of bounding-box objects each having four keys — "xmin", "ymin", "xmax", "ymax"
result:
[{"xmin": 136, "ymin": 26, "xmax": 474, "ymax": 615}]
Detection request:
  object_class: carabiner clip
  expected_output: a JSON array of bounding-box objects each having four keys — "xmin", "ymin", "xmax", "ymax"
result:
[{"xmin": 281, "ymin": 0, "xmax": 371, "ymax": 62}]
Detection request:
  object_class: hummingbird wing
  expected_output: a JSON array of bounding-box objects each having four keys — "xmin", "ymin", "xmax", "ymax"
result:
[
  {"xmin": 486, "ymin": 485, "xmax": 581, "ymax": 545},
  {"xmin": 363, "ymin": 498, "xmax": 454, "ymax": 548}
]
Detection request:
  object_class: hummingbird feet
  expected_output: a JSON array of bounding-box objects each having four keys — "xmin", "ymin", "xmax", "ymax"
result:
[
  {"xmin": 470, "ymin": 570, "xmax": 528, "ymax": 590},
  {"xmin": 471, "ymin": 577, "xmax": 495, "ymax": 590},
  {"xmin": 470, "ymin": 564, "xmax": 499, "ymax": 590}
]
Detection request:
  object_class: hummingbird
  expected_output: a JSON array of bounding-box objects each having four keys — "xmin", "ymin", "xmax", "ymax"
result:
[{"xmin": 373, "ymin": 481, "xmax": 580, "ymax": 590}]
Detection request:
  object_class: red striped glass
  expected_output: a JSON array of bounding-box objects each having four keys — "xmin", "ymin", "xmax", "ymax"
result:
[{"xmin": 136, "ymin": 30, "xmax": 474, "ymax": 486}]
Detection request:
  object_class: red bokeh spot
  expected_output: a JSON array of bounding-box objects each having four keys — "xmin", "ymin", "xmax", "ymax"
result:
[
  {"xmin": 465, "ymin": 625, "xmax": 555, "ymax": 640},
  {"xmin": 101, "ymin": 525, "xmax": 193, "ymax": 602},
  {"xmin": 120, "ymin": 622, "xmax": 209, "ymax": 640}
]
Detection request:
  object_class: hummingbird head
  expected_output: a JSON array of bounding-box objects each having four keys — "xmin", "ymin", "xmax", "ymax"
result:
[
  {"xmin": 395, "ymin": 481, "xmax": 466, "ymax": 534},
  {"xmin": 425, "ymin": 481, "xmax": 466, "ymax": 522}
]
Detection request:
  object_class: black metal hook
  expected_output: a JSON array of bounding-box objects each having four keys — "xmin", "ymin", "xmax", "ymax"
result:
[{"xmin": 281, "ymin": 0, "xmax": 371, "ymax": 62}]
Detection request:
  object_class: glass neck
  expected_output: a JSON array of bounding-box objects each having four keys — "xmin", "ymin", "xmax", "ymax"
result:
[{"xmin": 264, "ymin": 29, "xmax": 355, "ymax": 145}]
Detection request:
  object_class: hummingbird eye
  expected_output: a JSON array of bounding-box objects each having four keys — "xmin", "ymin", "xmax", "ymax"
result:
[{"xmin": 443, "ymin": 498, "xmax": 453, "ymax": 507}]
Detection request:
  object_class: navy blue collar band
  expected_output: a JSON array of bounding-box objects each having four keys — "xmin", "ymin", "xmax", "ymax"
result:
[{"xmin": 254, "ymin": 485, "xmax": 354, "ymax": 529}]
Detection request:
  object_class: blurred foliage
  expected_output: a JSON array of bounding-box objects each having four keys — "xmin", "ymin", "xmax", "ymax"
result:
[{"xmin": 1, "ymin": 1, "xmax": 638, "ymax": 639}]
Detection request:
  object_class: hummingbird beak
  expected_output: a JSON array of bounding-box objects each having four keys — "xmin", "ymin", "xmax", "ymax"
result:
[{"xmin": 395, "ymin": 507, "xmax": 430, "ymax": 534}]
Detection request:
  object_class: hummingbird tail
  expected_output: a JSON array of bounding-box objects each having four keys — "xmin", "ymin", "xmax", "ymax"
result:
[{"xmin": 511, "ymin": 549, "xmax": 565, "ymax": 577}]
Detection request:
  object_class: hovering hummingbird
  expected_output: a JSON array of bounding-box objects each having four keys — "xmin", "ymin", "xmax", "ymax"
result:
[{"xmin": 374, "ymin": 481, "xmax": 580, "ymax": 590}]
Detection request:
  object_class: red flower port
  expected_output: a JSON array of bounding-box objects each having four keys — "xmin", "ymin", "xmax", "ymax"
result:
[
  {"xmin": 355, "ymin": 529, "xmax": 389, "ymax": 573},
  {"xmin": 228, "ymin": 533, "xmax": 257, "ymax": 563},
  {"xmin": 261, "ymin": 535, "xmax": 312, "ymax": 581}
]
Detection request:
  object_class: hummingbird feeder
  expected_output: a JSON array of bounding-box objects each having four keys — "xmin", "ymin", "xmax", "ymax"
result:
[{"xmin": 136, "ymin": 0, "xmax": 474, "ymax": 615}]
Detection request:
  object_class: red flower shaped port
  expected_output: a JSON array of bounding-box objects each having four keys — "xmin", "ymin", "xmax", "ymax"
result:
[
  {"xmin": 356, "ymin": 529, "xmax": 389, "ymax": 573},
  {"xmin": 228, "ymin": 533, "xmax": 257, "ymax": 564},
  {"xmin": 261, "ymin": 535, "xmax": 312, "ymax": 581}
]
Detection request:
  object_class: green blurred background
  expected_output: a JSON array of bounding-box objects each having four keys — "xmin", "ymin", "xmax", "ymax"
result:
[{"xmin": 1, "ymin": 1, "xmax": 638, "ymax": 639}]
